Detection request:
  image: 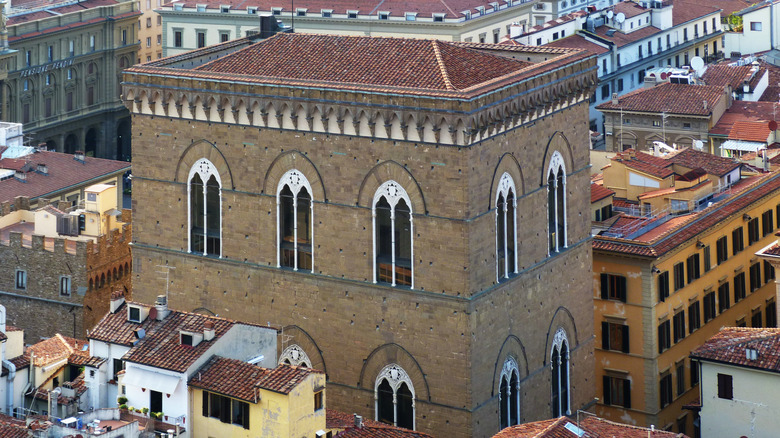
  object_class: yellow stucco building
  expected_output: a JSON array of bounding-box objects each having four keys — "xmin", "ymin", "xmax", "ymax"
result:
[
  {"xmin": 593, "ymin": 150, "xmax": 780, "ymax": 436},
  {"xmin": 189, "ymin": 356, "xmax": 326, "ymax": 438}
]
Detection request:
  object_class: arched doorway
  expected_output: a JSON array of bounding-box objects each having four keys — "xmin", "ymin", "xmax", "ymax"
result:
[
  {"xmin": 64, "ymin": 134, "xmax": 78, "ymax": 154},
  {"xmin": 85, "ymin": 128, "xmax": 97, "ymax": 157},
  {"xmin": 116, "ymin": 118, "xmax": 131, "ymax": 161},
  {"xmin": 45, "ymin": 140, "xmax": 56, "ymax": 151}
]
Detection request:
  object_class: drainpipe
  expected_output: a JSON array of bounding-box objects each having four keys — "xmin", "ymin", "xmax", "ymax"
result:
[{"xmin": 2, "ymin": 359, "xmax": 15, "ymax": 416}]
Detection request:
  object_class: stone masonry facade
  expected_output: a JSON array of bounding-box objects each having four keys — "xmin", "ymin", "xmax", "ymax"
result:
[{"xmin": 125, "ymin": 38, "xmax": 597, "ymax": 437}]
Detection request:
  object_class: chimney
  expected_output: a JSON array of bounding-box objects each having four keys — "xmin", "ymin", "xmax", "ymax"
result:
[
  {"xmin": 110, "ymin": 290, "xmax": 125, "ymax": 313},
  {"xmin": 611, "ymin": 93, "xmax": 619, "ymax": 105},
  {"xmin": 703, "ymin": 100, "xmax": 708, "ymax": 111},
  {"xmin": 74, "ymin": 151, "xmax": 85, "ymax": 163},
  {"xmin": 154, "ymin": 295, "xmax": 170, "ymax": 321},
  {"xmin": 37, "ymin": 143, "xmax": 47, "ymax": 152},
  {"xmin": 13, "ymin": 170, "xmax": 26, "ymax": 183},
  {"xmin": 36, "ymin": 163, "xmax": 47, "ymax": 175},
  {"xmin": 509, "ymin": 22, "xmax": 522, "ymax": 38},
  {"xmin": 203, "ymin": 320, "xmax": 215, "ymax": 341},
  {"xmin": 353, "ymin": 414, "xmax": 363, "ymax": 429}
]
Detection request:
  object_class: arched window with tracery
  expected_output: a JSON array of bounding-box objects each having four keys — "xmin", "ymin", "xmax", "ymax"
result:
[
  {"xmin": 499, "ymin": 356, "xmax": 520, "ymax": 429},
  {"xmin": 547, "ymin": 152, "xmax": 567, "ymax": 254},
  {"xmin": 277, "ymin": 170, "xmax": 313, "ymax": 271},
  {"xmin": 551, "ymin": 328, "xmax": 570, "ymax": 417},
  {"xmin": 375, "ymin": 364, "xmax": 415, "ymax": 430},
  {"xmin": 373, "ymin": 181, "xmax": 413, "ymax": 288},
  {"xmin": 188, "ymin": 158, "xmax": 222, "ymax": 257},
  {"xmin": 496, "ymin": 173, "xmax": 518, "ymax": 281},
  {"xmin": 278, "ymin": 344, "xmax": 312, "ymax": 368}
]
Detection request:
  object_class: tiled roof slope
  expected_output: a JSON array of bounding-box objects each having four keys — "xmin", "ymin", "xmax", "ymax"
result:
[
  {"xmin": 196, "ymin": 33, "xmax": 530, "ymax": 91},
  {"xmin": 88, "ymin": 302, "xmax": 164, "ymax": 346},
  {"xmin": 611, "ymin": 149, "xmax": 674, "ymax": 178},
  {"xmin": 729, "ymin": 120, "xmax": 771, "ymax": 142},
  {"xmin": 8, "ymin": 0, "xmax": 119, "ymax": 25},
  {"xmin": 0, "ymin": 150, "xmax": 129, "ymax": 204},
  {"xmin": 597, "ymin": 83, "xmax": 725, "ymax": 115},
  {"xmin": 609, "ymin": 0, "xmax": 647, "ymax": 18},
  {"xmin": 591, "ymin": 183, "xmax": 615, "ymax": 203},
  {"xmin": 327, "ymin": 410, "xmax": 434, "ymax": 437},
  {"xmin": 667, "ymin": 148, "xmax": 740, "ymax": 177},
  {"xmin": 680, "ymin": 0, "xmax": 753, "ymax": 15},
  {"xmin": 190, "ymin": 357, "xmax": 322, "ymax": 400},
  {"xmin": 0, "ymin": 413, "xmax": 29, "ymax": 438},
  {"xmin": 544, "ymin": 34, "xmax": 610, "ymax": 55},
  {"xmin": 595, "ymin": 171, "xmax": 780, "ymax": 256},
  {"xmin": 26, "ymin": 334, "xmax": 88, "ymax": 367},
  {"xmin": 592, "ymin": 25, "xmax": 661, "ymax": 48},
  {"xmin": 701, "ymin": 64, "xmax": 755, "ymax": 90},
  {"xmin": 493, "ymin": 416, "xmax": 682, "ymax": 437},
  {"xmin": 672, "ymin": 0, "xmax": 721, "ymax": 25},
  {"xmin": 691, "ymin": 327, "xmax": 780, "ymax": 372},
  {"xmin": 710, "ymin": 101, "xmax": 780, "ymax": 136}
]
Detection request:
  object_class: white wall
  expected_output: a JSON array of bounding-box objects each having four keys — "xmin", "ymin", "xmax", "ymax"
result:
[{"xmin": 700, "ymin": 361, "xmax": 780, "ymax": 438}]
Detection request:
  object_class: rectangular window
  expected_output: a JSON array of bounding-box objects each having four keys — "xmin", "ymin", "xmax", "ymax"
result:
[
  {"xmin": 405, "ymin": 12, "xmax": 416, "ymax": 20},
  {"xmin": 763, "ymin": 210, "xmax": 774, "ymax": 236},
  {"xmin": 600, "ymin": 273, "xmax": 627, "ymax": 302},
  {"xmin": 748, "ymin": 218, "xmax": 760, "ymax": 245},
  {"xmin": 15, "ymin": 270, "xmax": 26, "ymax": 290},
  {"xmin": 113, "ymin": 358, "xmax": 124, "ymax": 381},
  {"xmin": 673, "ymin": 263, "xmax": 685, "ymax": 291},
  {"xmin": 704, "ymin": 291, "xmax": 716, "ymax": 322},
  {"xmin": 181, "ymin": 333, "xmax": 193, "ymax": 346},
  {"xmin": 433, "ymin": 13, "xmax": 444, "ymax": 21},
  {"xmin": 676, "ymin": 362, "xmax": 685, "ymax": 396},
  {"xmin": 197, "ymin": 31, "xmax": 206, "ymax": 48},
  {"xmin": 122, "ymin": 29, "xmax": 127, "ymax": 45},
  {"xmin": 767, "ymin": 301, "xmax": 777, "ymax": 327},
  {"xmin": 750, "ymin": 22, "xmax": 762, "ymax": 31},
  {"xmin": 716, "ymin": 236, "xmax": 728, "ymax": 264},
  {"xmin": 220, "ymin": 32, "xmax": 229, "ymax": 42},
  {"xmin": 601, "ymin": 85, "xmax": 610, "ymax": 99},
  {"xmin": 750, "ymin": 263, "xmax": 761, "ymax": 292},
  {"xmin": 718, "ymin": 282, "xmax": 731, "ymax": 313},
  {"xmin": 146, "ymin": 37, "xmax": 152, "ymax": 47},
  {"xmin": 378, "ymin": 12, "xmax": 388, "ymax": 19},
  {"xmin": 314, "ymin": 391, "xmax": 324, "ymax": 410},
  {"xmin": 765, "ymin": 260, "xmax": 776, "ymax": 283},
  {"xmin": 158, "ymin": 15, "xmax": 162, "ymax": 25},
  {"xmin": 157, "ymin": 35, "xmax": 162, "ymax": 45},
  {"xmin": 22, "ymin": 104, "xmax": 30, "ymax": 124},
  {"xmin": 25, "ymin": 50, "xmax": 31, "ymax": 66},
  {"xmin": 658, "ymin": 319, "xmax": 671, "ymax": 353},
  {"xmin": 601, "ymin": 321, "xmax": 629, "ymax": 353},
  {"xmin": 660, "ymin": 373, "xmax": 673, "ymax": 408},
  {"xmin": 688, "ymin": 301, "xmax": 700, "ymax": 333},
  {"xmin": 732, "ymin": 227, "xmax": 744, "ymax": 255},
  {"xmin": 673, "ymin": 310, "xmax": 685, "ymax": 343},
  {"xmin": 658, "ymin": 271, "xmax": 669, "ymax": 302},
  {"xmin": 47, "ymin": 45, "xmax": 53, "ymax": 62},
  {"xmin": 752, "ymin": 310, "xmax": 763, "ymax": 327},
  {"xmin": 174, "ymin": 30, "xmax": 183, "ymax": 48},
  {"xmin": 60, "ymin": 276, "xmax": 71, "ymax": 296},
  {"xmin": 232, "ymin": 399, "xmax": 249, "ymax": 429},
  {"xmin": 734, "ymin": 272, "xmax": 746, "ymax": 302},
  {"xmin": 703, "ymin": 246, "xmax": 711, "ymax": 272},
  {"xmin": 66, "ymin": 92, "xmax": 73, "ymax": 112},
  {"xmin": 87, "ymin": 86, "xmax": 94, "ymax": 106},
  {"xmin": 146, "ymin": 17, "xmax": 152, "ymax": 27},
  {"xmin": 128, "ymin": 306, "xmax": 141, "ymax": 322},
  {"xmin": 90, "ymin": 35, "xmax": 96, "ymax": 51},
  {"xmin": 617, "ymin": 78, "xmax": 624, "ymax": 92},
  {"xmin": 69, "ymin": 40, "xmax": 74, "ymax": 57},
  {"xmin": 602, "ymin": 375, "xmax": 631, "ymax": 408},
  {"xmin": 717, "ymin": 373, "xmax": 733, "ymax": 399},
  {"xmin": 602, "ymin": 59, "xmax": 607, "ymax": 74},
  {"xmin": 348, "ymin": 11, "xmax": 358, "ymax": 18},
  {"xmin": 686, "ymin": 254, "xmax": 700, "ymax": 284},
  {"xmin": 44, "ymin": 97, "xmax": 52, "ymax": 118},
  {"xmin": 206, "ymin": 392, "xmax": 248, "ymax": 428}
]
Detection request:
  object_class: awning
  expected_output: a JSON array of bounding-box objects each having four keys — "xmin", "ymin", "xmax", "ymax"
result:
[
  {"xmin": 122, "ymin": 367, "xmax": 180, "ymax": 394},
  {"xmin": 721, "ymin": 140, "xmax": 765, "ymax": 152}
]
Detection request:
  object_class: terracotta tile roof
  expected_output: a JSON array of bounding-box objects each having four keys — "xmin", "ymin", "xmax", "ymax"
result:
[
  {"xmin": 667, "ymin": 148, "xmax": 741, "ymax": 177},
  {"xmin": 9, "ymin": 355, "xmax": 29, "ymax": 369},
  {"xmin": 523, "ymin": 11, "xmax": 588, "ymax": 36},
  {"xmin": 760, "ymin": 242, "xmax": 780, "ymax": 256},
  {"xmin": 679, "ymin": 0, "xmax": 753, "ymax": 15},
  {"xmin": 757, "ymin": 59, "xmax": 780, "ymax": 101},
  {"xmin": 595, "ymin": 171, "xmax": 780, "ymax": 256},
  {"xmin": 612, "ymin": 198, "xmax": 637, "ymax": 209},
  {"xmin": 327, "ymin": 410, "xmax": 387, "ymax": 429},
  {"xmin": 544, "ymin": 34, "xmax": 610, "ymax": 56},
  {"xmin": 672, "ymin": 0, "xmax": 721, "ymax": 25},
  {"xmin": 728, "ymin": 120, "xmax": 772, "ymax": 142},
  {"xmin": 691, "ymin": 327, "xmax": 780, "ymax": 372},
  {"xmin": 0, "ymin": 150, "xmax": 129, "ymax": 205},
  {"xmin": 161, "ymin": 0, "xmax": 524, "ymax": 18},
  {"xmin": 710, "ymin": 101, "xmax": 780, "ymax": 137},
  {"xmin": 196, "ymin": 33, "xmax": 530, "ymax": 91},
  {"xmin": 597, "ymin": 82, "xmax": 725, "ymax": 116},
  {"xmin": 0, "ymin": 419, "xmax": 30, "ymax": 438},
  {"xmin": 591, "ymin": 183, "xmax": 615, "ymax": 203},
  {"xmin": 611, "ymin": 149, "xmax": 674, "ymax": 178},
  {"xmin": 609, "ymin": 0, "xmax": 647, "ymax": 18},
  {"xmin": 190, "ymin": 357, "xmax": 322, "ymax": 400},
  {"xmin": 327, "ymin": 410, "xmax": 434, "ymax": 437},
  {"xmin": 701, "ymin": 64, "xmax": 754, "ymax": 90},
  {"xmin": 131, "ymin": 33, "xmax": 591, "ymax": 99},
  {"xmin": 592, "ymin": 25, "xmax": 661, "ymax": 48},
  {"xmin": 25, "ymin": 334, "xmax": 88, "ymax": 367},
  {"xmin": 91, "ymin": 302, "xmax": 274, "ymax": 373},
  {"xmin": 493, "ymin": 416, "xmax": 681, "ymax": 437}
]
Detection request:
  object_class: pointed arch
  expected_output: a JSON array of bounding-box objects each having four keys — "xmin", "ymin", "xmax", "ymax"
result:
[
  {"xmin": 262, "ymin": 150, "xmax": 326, "ymax": 201},
  {"xmin": 174, "ymin": 139, "xmax": 235, "ymax": 190},
  {"xmin": 278, "ymin": 325, "xmax": 327, "ymax": 374},
  {"xmin": 489, "ymin": 153, "xmax": 526, "ymax": 210},
  {"xmin": 357, "ymin": 160, "xmax": 426, "ymax": 214},
  {"xmin": 359, "ymin": 343, "xmax": 430, "ymax": 402}
]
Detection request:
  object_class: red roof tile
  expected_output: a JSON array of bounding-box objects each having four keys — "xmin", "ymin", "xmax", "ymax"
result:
[
  {"xmin": 597, "ymin": 83, "xmax": 725, "ymax": 116},
  {"xmin": 609, "ymin": 0, "xmax": 647, "ymax": 18},
  {"xmin": 611, "ymin": 149, "xmax": 674, "ymax": 178},
  {"xmin": 667, "ymin": 148, "xmax": 741, "ymax": 177},
  {"xmin": 0, "ymin": 150, "xmax": 129, "ymax": 205},
  {"xmin": 710, "ymin": 100, "xmax": 780, "ymax": 137},
  {"xmin": 678, "ymin": 0, "xmax": 753, "ymax": 16},
  {"xmin": 672, "ymin": 0, "xmax": 721, "ymax": 25},
  {"xmin": 592, "ymin": 25, "xmax": 661, "ymax": 48},
  {"xmin": 493, "ymin": 416, "xmax": 682, "ymax": 437},
  {"xmin": 26, "ymin": 334, "xmax": 88, "ymax": 367},
  {"xmin": 728, "ymin": 120, "xmax": 772, "ymax": 142},
  {"xmin": 544, "ymin": 34, "xmax": 610, "ymax": 56},
  {"xmin": 591, "ymin": 183, "xmax": 615, "ymax": 203},
  {"xmin": 196, "ymin": 33, "xmax": 530, "ymax": 91},
  {"xmin": 701, "ymin": 64, "xmax": 755, "ymax": 90},
  {"xmin": 691, "ymin": 327, "xmax": 780, "ymax": 372}
]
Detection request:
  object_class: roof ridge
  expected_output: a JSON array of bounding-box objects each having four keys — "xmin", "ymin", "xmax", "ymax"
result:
[{"xmin": 431, "ymin": 40, "xmax": 455, "ymax": 91}]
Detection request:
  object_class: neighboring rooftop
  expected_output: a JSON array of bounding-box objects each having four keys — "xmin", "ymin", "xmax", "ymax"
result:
[
  {"xmin": 544, "ymin": 34, "xmax": 610, "ymax": 56},
  {"xmin": 0, "ymin": 150, "xmax": 129, "ymax": 205},
  {"xmin": 327, "ymin": 410, "xmax": 435, "ymax": 438},
  {"xmin": 691, "ymin": 327, "xmax": 780, "ymax": 373},
  {"xmin": 667, "ymin": 148, "xmax": 741, "ymax": 177},
  {"xmin": 591, "ymin": 183, "xmax": 615, "ymax": 203},
  {"xmin": 597, "ymin": 83, "xmax": 725, "ymax": 115},
  {"xmin": 672, "ymin": 0, "xmax": 721, "ymax": 26},
  {"xmin": 701, "ymin": 64, "xmax": 764, "ymax": 91},
  {"xmin": 24, "ymin": 333, "xmax": 89, "ymax": 367},
  {"xmin": 728, "ymin": 120, "xmax": 772, "ymax": 142},
  {"xmin": 492, "ymin": 415, "xmax": 682, "ymax": 438},
  {"xmin": 710, "ymin": 101, "xmax": 780, "ymax": 137}
]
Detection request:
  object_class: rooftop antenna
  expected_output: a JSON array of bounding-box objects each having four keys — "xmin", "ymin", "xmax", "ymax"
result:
[{"xmin": 155, "ymin": 264, "xmax": 175, "ymax": 305}]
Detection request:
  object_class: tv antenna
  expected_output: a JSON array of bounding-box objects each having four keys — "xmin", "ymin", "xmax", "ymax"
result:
[{"xmin": 155, "ymin": 264, "xmax": 176, "ymax": 304}]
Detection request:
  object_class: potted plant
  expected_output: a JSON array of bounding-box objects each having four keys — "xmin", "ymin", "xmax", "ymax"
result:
[
  {"xmin": 117, "ymin": 396, "xmax": 128, "ymax": 405},
  {"xmin": 119, "ymin": 404, "xmax": 128, "ymax": 411},
  {"xmin": 142, "ymin": 407, "xmax": 149, "ymax": 415}
]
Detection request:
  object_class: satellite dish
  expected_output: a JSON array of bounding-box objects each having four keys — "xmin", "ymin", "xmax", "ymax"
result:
[
  {"xmin": 607, "ymin": 10, "xmax": 614, "ymax": 19},
  {"xmin": 691, "ymin": 56, "xmax": 705, "ymax": 72},
  {"xmin": 770, "ymin": 120, "xmax": 778, "ymax": 131},
  {"xmin": 694, "ymin": 140, "xmax": 704, "ymax": 151},
  {"xmin": 616, "ymin": 12, "xmax": 625, "ymax": 23}
]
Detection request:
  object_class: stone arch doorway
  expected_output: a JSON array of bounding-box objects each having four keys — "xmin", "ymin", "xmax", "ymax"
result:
[
  {"xmin": 64, "ymin": 134, "xmax": 78, "ymax": 154},
  {"xmin": 85, "ymin": 128, "xmax": 98, "ymax": 157}
]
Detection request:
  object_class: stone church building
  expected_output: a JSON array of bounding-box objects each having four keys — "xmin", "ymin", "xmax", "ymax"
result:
[{"xmin": 123, "ymin": 33, "xmax": 596, "ymax": 437}]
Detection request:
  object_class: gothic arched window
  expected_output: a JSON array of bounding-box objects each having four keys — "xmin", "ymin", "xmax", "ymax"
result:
[
  {"xmin": 278, "ymin": 344, "xmax": 312, "ymax": 368},
  {"xmin": 375, "ymin": 364, "xmax": 415, "ymax": 430},
  {"xmin": 496, "ymin": 173, "xmax": 518, "ymax": 281},
  {"xmin": 373, "ymin": 181, "xmax": 413, "ymax": 287},
  {"xmin": 547, "ymin": 152, "xmax": 567, "ymax": 254},
  {"xmin": 499, "ymin": 356, "xmax": 520, "ymax": 429},
  {"xmin": 277, "ymin": 170, "xmax": 313, "ymax": 271},
  {"xmin": 188, "ymin": 158, "xmax": 222, "ymax": 257},
  {"xmin": 551, "ymin": 328, "xmax": 570, "ymax": 417}
]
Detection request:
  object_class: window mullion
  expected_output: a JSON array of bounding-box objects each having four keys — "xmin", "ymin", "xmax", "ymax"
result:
[
  {"xmin": 218, "ymin": 186, "xmax": 222, "ymax": 258},
  {"xmin": 202, "ymin": 177, "xmax": 207, "ymax": 256},
  {"xmin": 512, "ymin": 197, "xmax": 518, "ymax": 274},
  {"xmin": 276, "ymin": 194, "xmax": 281, "ymax": 268},
  {"xmin": 310, "ymin": 196, "xmax": 315, "ymax": 273},
  {"xmin": 392, "ymin": 390, "xmax": 398, "ymax": 427},
  {"xmin": 391, "ymin": 206, "xmax": 396, "ymax": 287},
  {"xmin": 292, "ymin": 193, "xmax": 298, "ymax": 271},
  {"xmin": 553, "ymin": 176, "xmax": 559, "ymax": 253},
  {"xmin": 187, "ymin": 180, "xmax": 192, "ymax": 253},
  {"xmin": 561, "ymin": 176, "xmax": 567, "ymax": 249},
  {"xmin": 410, "ymin": 213, "xmax": 414, "ymax": 289},
  {"xmin": 503, "ymin": 203, "xmax": 509, "ymax": 279}
]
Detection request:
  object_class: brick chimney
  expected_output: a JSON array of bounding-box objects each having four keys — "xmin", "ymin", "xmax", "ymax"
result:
[
  {"xmin": 110, "ymin": 290, "xmax": 125, "ymax": 314},
  {"xmin": 203, "ymin": 320, "xmax": 215, "ymax": 341}
]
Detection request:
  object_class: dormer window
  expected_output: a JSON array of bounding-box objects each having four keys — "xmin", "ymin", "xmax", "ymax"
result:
[
  {"xmin": 433, "ymin": 13, "xmax": 445, "ymax": 21},
  {"xmin": 296, "ymin": 8, "xmax": 306, "ymax": 16},
  {"xmin": 247, "ymin": 7, "xmax": 256, "ymax": 14},
  {"xmin": 128, "ymin": 306, "xmax": 141, "ymax": 323},
  {"xmin": 462, "ymin": 11, "xmax": 471, "ymax": 19},
  {"xmin": 173, "ymin": 2, "xmax": 183, "ymax": 10},
  {"xmin": 196, "ymin": 4, "xmax": 206, "ymax": 12},
  {"xmin": 489, "ymin": 2, "xmax": 499, "ymax": 10},
  {"xmin": 180, "ymin": 330, "xmax": 203, "ymax": 347},
  {"xmin": 347, "ymin": 10, "xmax": 358, "ymax": 18},
  {"xmin": 378, "ymin": 12, "xmax": 389, "ymax": 20},
  {"xmin": 220, "ymin": 5, "xmax": 229, "ymax": 12},
  {"xmin": 405, "ymin": 12, "xmax": 416, "ymax": 21},
  {"xmin": 321, "ymin": 9, "xmax": 332, "ymax": 17},
  {"xmin": 272, "ymin": 7, "xmax": 282, "ymax": 15},
  {"xmin": 475, "ymin": 6, "xmax": 485, "ymax": 15},
  {"xmin": 181, "ymin": 333, "xmax": 193, "ymax": 346}
]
